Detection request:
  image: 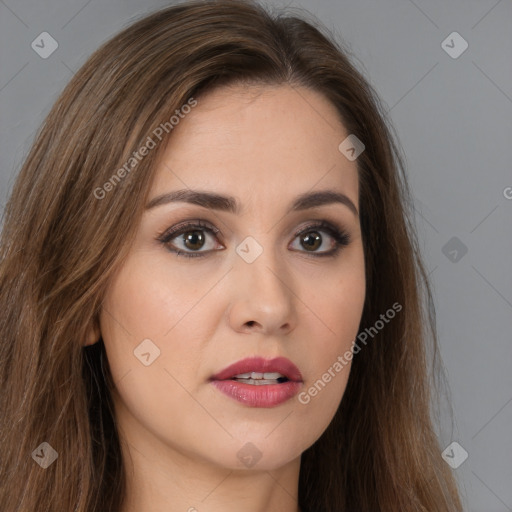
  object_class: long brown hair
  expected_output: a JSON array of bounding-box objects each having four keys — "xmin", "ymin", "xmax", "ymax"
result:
[{"xmin": 0, "ymin": 1, "xmax": 462, "ymax": 510}]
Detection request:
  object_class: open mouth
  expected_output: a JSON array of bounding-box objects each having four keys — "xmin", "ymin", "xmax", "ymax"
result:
[
  {"xmin": 211, "ymin": 356, "xmax": 302, "ymax": 383},
  {"xmin": 230, "ymin": 372, "xmax": 289, "ymax": 385},
  {"xmin": 210, "ymin": 357, "xmax": 303, "ymax": 407}
]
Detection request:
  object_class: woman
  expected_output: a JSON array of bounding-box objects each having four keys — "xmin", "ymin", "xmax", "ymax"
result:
[{"xmin": 0, "ymin": 0, "xmax": 463, "ymax": 510}]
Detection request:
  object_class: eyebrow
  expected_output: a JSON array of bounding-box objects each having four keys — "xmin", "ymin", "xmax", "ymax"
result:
[{"xmin": 145, "ymin": 188, "xmax": 359, "ymax": 217}]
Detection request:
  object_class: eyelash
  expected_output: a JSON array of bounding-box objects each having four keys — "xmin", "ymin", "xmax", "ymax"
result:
[{"xmin": 156, "ymin": 219, "xmax": 351, "ymax": 259}]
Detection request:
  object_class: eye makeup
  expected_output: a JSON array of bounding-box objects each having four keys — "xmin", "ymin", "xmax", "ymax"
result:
[{"xmin": 156, "ymin": 218, "xmax": 351, "ymax": 259}]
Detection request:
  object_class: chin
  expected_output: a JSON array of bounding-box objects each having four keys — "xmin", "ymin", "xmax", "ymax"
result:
[{"xmin": 193, "ymin": 426, "xmax": 315, "ymax": 472}]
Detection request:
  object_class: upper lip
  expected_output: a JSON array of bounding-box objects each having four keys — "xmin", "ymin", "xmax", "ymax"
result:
[{"xmin": 211, "ymin": 356, "xmax": 303, "ymax": 382}]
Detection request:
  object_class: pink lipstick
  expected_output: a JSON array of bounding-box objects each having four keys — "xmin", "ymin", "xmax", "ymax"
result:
[{"xmin": 210, "ymin": 356, "xmax": 303, "ymax": 408}]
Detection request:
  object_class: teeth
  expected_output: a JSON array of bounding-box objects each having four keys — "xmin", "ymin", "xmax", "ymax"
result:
[
  {"xmin": 233, "ymin": 372, "xmax": 285, "ymax": 380},
  {"xmin": 239, "ymin": 379, "xmax": 281, "ymax": 385},
  {"xmin": 233, "ymin": 372, "xmax": 252, "ymax": 379},
  {"xmin": 261, "ymin": 372, "xmax": 283, "ymax": 380},
  {"xmin": 231, "ymin": 371, "xmax": 289, "ymax": 385}
]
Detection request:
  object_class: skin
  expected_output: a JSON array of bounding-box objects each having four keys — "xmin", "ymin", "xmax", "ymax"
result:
[{"xmin": 86, "ymin": 83, "xmax": 366, "ymax": 512}]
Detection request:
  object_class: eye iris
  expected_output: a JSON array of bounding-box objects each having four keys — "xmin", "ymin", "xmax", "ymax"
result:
[
  {"xmin": 183, "ymin": 230, "xmax": 205, "ymax": 251},
  {"xmin": 301, "ymin": 231, "xmax": 321, "ymax": 251}
]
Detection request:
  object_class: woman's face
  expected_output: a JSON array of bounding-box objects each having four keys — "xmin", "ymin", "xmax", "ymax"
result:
[{"xmin": 97, "ymin": 84, "xmax": 366, "ymax": 472}]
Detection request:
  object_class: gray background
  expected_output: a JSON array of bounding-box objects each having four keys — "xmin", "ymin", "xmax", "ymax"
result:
[{"xmin": 1, "ymin": 0, "xmax": 511, "ymax": 510}]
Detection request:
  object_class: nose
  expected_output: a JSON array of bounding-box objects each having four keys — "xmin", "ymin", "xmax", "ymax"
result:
[{"xmin": 227, "ymin": 241, "xmax": 298, "ymax": 336}]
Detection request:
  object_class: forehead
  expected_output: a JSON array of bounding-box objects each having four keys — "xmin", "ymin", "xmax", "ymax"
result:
[{"xmin": 150, "ymin": 84, "xmax": 359, "ymax": 210}]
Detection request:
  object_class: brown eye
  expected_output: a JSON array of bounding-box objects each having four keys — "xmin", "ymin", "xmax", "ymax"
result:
[
  {"xmin": 290, "ymin": 221, "xmax": 351, "ymax": 257},
  {"xmin": 300, "ymin": 231, "xmax": 322, "ymax": 251},
  {"xmin": 158, "ymin": 219, "xmax": 350, "ymax": 259},
  {"xmin": 182, "ymin": 230, "xmax": 206, "ymax": 251},
  {"xmin": 158, "ymin": 220, "xmax": 223, "ymax": 258}
]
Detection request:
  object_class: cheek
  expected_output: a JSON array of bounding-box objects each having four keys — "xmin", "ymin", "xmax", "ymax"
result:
[
  {"xmin": 306, "ymin": 258, "xmax": 366, "ymax": 355},
  {"xmin": 99, "ymin": 252, "xmax": 221, "ymax": 389},
  {"xmin": 98, "ymin": 257, "xmax": 213, "ymax": 439},
  {"xmin": 101, "ymin": 252, "xmax": 206, "ymax": 341},
  {"xmin": 294, "ymin": 262, "xmax": 365, "ymax": 432}
]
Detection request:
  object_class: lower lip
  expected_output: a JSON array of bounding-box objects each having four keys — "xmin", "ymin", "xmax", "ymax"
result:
[{"xmin": 211, "ymin": 379, "xmax": 302, "ymax": 407}]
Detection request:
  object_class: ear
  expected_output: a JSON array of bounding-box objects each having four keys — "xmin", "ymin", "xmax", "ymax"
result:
[{"xmin": 84, "ymin": 317, "xmax": 101, "ymax": 346}]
